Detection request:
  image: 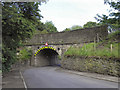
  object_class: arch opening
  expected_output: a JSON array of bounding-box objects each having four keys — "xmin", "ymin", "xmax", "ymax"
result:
[{"xmin": 36, "ymin": 48, "xmax": 60, "ymax": 66}]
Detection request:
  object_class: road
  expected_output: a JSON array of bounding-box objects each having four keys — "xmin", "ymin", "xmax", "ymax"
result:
[{"xmin": 23, "ymin": 66, "xmax": 118, "ymax": 88}]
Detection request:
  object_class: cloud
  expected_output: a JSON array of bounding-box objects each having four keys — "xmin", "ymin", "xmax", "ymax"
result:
[{"xmin": 40, "ymin": 0, "xmax": 110, "ymax": 31}]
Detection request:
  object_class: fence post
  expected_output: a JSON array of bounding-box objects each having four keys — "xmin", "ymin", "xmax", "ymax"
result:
[
  {"xmin": 110, "ymin": 44, "xmax": 112, "ymax": 52},
  {"xmin": 94, "ymin": 38, "xmax": 96, "ymax": 51},
  {"xmin": 97, "ymin": 33, "xmax": 99, "ymax": 43}
]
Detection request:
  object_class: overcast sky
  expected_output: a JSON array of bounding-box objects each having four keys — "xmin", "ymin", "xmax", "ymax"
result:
[{"xmin": 39, "ymin": 0, "xmax": 110, "ymax": 32}]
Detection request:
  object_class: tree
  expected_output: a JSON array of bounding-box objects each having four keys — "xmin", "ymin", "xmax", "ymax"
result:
[
  {"xmin": 2, "ymin": 2, "xmax": 47, "ymax": 71},
  {"xmin": 95, "ymin": 0, "xmax": 120, "ymax": 32},
  {"xmin": 83, "ymin": 21, "xmax": 99, "ymax": 28},
  {"xmin": 43, "ymin": 21, "xmax": 58, "ymax": 33},
  {"xmin": 71, "ymin": 25, "xmax": 82, "ymax": 30},
  {"xmin": 63, "ymin": 28, "xmax": 71, "ymax": 32},
  {"xmin": 63, "ymin": 25, "xmax": 82, "ymax": 32}
]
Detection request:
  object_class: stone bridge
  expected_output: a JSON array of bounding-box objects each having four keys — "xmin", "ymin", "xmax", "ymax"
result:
[{"xmin": 25, "ymin": 25, "xmax": 108, "ymax": 67}]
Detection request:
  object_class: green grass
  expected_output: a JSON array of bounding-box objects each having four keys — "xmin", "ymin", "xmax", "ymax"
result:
[
  {"xmin": 64, "ymin": 42, "xmax": 119, "ymax": 58},
  {"xmin": 64, "ymin": 30, "xmax": 120, "ymax": 58}
]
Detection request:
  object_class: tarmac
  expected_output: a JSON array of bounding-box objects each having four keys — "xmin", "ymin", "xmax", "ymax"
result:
[{"xmin": 2, "ymin": 66, "xmax": 120, "ymax": 89}]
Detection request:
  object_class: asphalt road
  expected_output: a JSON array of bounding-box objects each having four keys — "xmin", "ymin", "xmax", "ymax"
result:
[{"xmin": 23, "ymin": 66, "xmax": 118, "ymax": 88}]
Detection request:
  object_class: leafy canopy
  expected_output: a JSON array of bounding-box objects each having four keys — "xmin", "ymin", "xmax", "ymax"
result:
[
  {"xmin": 44, "ymin": 21, "xmax": 58, "ymax": 33},
  {"xmin": 95, "ymin": 0, "xmax": 120, "ymax": 32},
  {"xmin": 36, "ymin": 21, "xmax": 58, "ymax": 34},
  {"xmin": 63, "ymin": 21, "xmax": 100, "ymax": 32},
  {"xmin": 63, "ymin": 25, "xmax": 82, "ymax": 32},
  {"xmin": 83, "ymin": 21, "xmax": 100, "ymax": 28},
  {"xmin": 2, "ymin": 2, "xmax": 47, "ymax": 71}
]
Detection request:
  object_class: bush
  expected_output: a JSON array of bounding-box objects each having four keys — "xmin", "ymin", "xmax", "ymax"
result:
[
  {"xmin": 108, "ymin": 30, "xmax": 120, "ymax": 39},
  {"xmin": 2, "ymin": 45, "xmax": 17, "ymax": 72},
  {"xmin": 18, "ymin": 47, "xmax": 32, "ymax": 61}
]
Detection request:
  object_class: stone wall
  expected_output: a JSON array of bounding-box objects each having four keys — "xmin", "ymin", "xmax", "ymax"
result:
[
  {"xmin": 11, "ymin": 60, "xmax": 31, "ymax": 70},
  {"xmin": 61, "ymin": 56, "xmax": 120, "ymax": 77},
  {"xmin": 34, "ymin": 52, "xmax": 50, "ymax": 67},
  {"xmin": 27, "ymin": 25, "xmax": 108, "ymax": 45}
]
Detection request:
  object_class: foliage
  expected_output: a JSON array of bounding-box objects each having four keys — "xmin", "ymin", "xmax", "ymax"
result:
[
  {"xmin": 63, "ymin": 28, "xmax": 71, "ymax": 32},
  {"xmin": 35, "ymin": 29, "xmax": 48, "ymax": 34},
  {"xmin": 58, "ymin": 55, "xmax": 61, "ymax": 60},
  {"xmin": 36, "ymin": 21, "xmax": 58, "ymax": 34},
  {"xmin": 44, "ymin": 21, "xmax": 58, "ymax": 33},
  {"xmin": 107, "ymin": 30, "xmax": 120, "ymax": 39},
  {"xmin": 83, "ymin": 21, "xmax": 100, "ymax": 28},
  {"xmin": 2, "ymin": 2, "xmax": 47, "ymax": 72},
  {"xmin": 95, "ymin": 0, "xmax": 120, "ymax": 32},
  {"xmin": 71, "ymin": 25, "xmax": 82, "ymax": 30},
  {"xmin": 64, "ymin": 42, "xmax": 119, "ymax": 58},
  {"xmin": 18, "ymin": 48, "xmax": 32, "ymax": 61},
  {"xmin": 63, "ymin": 25, "xmax": 82, "ymax": 32},
  {"xmin": 63, "ymin": 22, "xmax": 101, "ymax": 32},
  {"xmin": 2, "ymin": 44, "xmax": 17, "ymax": 71}
]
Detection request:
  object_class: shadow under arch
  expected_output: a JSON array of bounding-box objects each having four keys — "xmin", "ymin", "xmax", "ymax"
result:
[{"xmin": 35, "ymin": 47, "xmax": 60, "ymax": 66}]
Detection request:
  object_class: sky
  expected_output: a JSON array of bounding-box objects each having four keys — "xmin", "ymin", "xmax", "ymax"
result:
[{"xmin": 39, "ymin": 0, "xmax": 110, "ymax": 32}]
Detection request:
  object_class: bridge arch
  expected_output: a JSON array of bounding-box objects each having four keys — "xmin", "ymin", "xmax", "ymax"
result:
[
  {"xmin": 34, "ymin": 46, "xmax": 56, "ymax": 56},
  {"xmin": 34, "ymin": 46, "xmax": 60, "ymax": 66}
]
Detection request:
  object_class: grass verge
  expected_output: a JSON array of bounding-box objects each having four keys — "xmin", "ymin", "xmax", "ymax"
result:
[{"xmin": 64, "ymin": 42, "xmax": 119, "ymax": 58}]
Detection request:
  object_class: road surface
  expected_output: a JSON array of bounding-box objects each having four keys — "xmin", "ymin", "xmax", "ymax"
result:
[{"xmin": 23, "ymin": 66, "xmax": 118, "ymax": 88}]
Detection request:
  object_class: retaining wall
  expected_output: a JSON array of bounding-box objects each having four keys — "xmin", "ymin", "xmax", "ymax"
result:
[{"xmin": 61, "ymin": 56, "xmax": 120, "ymax": 77}]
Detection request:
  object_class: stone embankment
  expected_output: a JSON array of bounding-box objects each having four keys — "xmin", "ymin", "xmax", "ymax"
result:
[{"xmin": 61, "ymin": 56, "xmax": 120, "ymax": 77}]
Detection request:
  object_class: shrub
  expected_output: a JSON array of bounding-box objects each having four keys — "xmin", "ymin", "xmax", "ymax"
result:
[{"xmin": 18, "ymin": 47, "xmax": 32, "ymax": 61}]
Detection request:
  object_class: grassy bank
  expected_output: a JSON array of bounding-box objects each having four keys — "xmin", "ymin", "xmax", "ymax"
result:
[
  {"xmin": 64, "ymin": 31, "xmax": 119, "ymax": 58},
  {"xmin": 64, "ymin": 43, "xmax": 119, "ymax": 58}
]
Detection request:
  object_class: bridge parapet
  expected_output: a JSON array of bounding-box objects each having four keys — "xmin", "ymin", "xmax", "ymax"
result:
[{"xmin": 26, "ymin": 25, "xmax": 108, "ymax": 45}]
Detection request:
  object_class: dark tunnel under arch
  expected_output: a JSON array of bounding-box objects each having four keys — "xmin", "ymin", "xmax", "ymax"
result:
[{"xmin": 35, "ymin": 48, "xmax": 60, "ymax": 66}]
